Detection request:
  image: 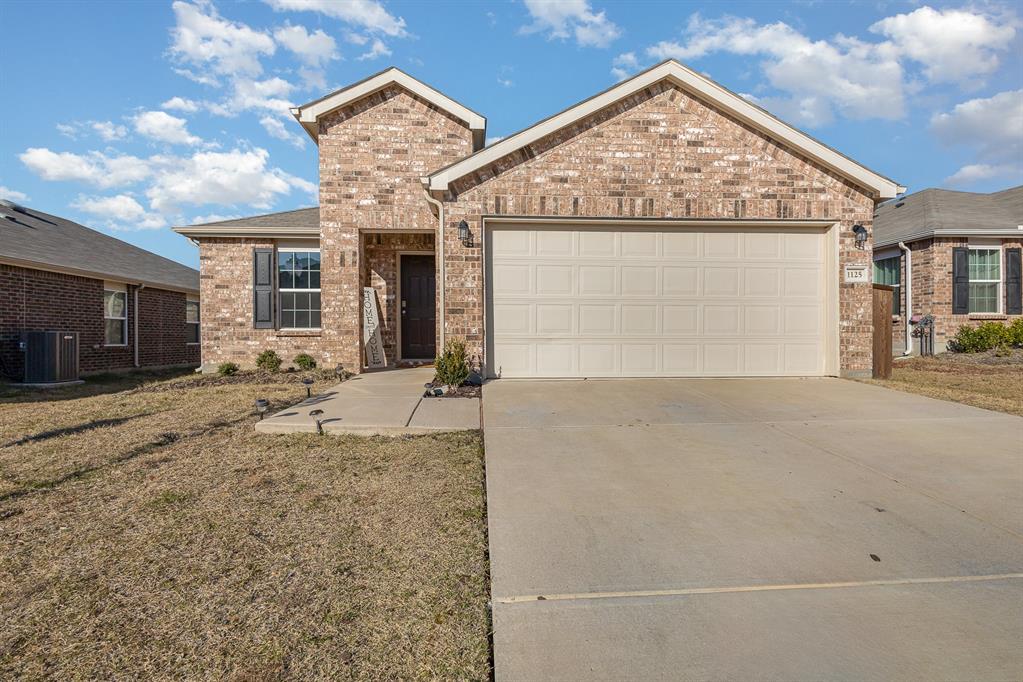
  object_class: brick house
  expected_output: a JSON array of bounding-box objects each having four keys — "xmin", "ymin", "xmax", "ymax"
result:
[
  {"xmin": 177, "ymin": 60, "xmax": 905, "ymax": 378},
  {"xmin": 1, "ymin": 202, "xmax": 200, "ymax": 380},
  {"xmin": 873, "ymin": 185, "xmax": 1022, "ymax": 355}
]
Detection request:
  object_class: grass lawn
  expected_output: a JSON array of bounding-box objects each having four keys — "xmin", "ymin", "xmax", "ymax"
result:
[
  {"xmin": 0, "ymin": 369, "xmax": 490, "ymax": 680},
  {"xmin": 863, "ymin": 351, "xmax": 1023, "ymax": 417}
]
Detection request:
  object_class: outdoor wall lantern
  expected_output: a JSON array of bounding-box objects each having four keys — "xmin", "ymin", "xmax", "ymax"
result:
[
  {"xmin": 309, "ymin": 409, "xmax": 325, "ymax": 434},
  {"xmin": 255, "ymin": 398, "xmax": 269, "ymax": 420},
  {"xmin": 302, "ymin": 377, "xmax": 314, "ymax": 398},
  {"xmin": 458, "ymin": 220, "xmax": 473, "ymax": 247},
  {"xmin": 852, "ymin": 224, "xmax": 868, "ymax": 250}
]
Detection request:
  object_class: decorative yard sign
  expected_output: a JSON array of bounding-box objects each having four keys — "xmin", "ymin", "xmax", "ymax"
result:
[
  {"xmin": 844, "ymin": 265, "xmax": 869, "ymax": 284},
  {"xmin": 363, "ymin": 287, "xmax": 386, "ymax": 369}
]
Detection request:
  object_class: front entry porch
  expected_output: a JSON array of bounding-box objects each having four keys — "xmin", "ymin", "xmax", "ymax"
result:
[{"xmin": 361, "ymin": 231, "xmax": 437, "ymax": 369}]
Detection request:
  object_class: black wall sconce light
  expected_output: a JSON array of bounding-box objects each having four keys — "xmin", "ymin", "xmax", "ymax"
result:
[
  {"xmin": 852, "ymin": 224, "xmax": 868, "ymax": 250},
  {"xmin": 458, "ymin": 219, "xmax": 474, "ymax": 247}
]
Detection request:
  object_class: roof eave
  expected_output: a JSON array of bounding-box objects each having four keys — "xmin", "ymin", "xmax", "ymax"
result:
[
  {"xmin": 0, "ymin": 255, "xmax": 199, "ymax": 295},
  {"xmin": 874, "ymin": 228, "xmax": 1023, "ymax": 248},
  {"xmin": 173, "ymin": 225, "xmax": 320, "ymax": 238}
]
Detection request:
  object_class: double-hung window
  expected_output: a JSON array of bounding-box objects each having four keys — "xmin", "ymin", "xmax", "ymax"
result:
[
  {"xmin": 278, "ymin": 249, "xmax": 321, "ymax": 329},
  {"xmin": 968, "ymin": 247, "xmax": 1001, "ymax": 314},
  {"xmin": 186, "ymin": 300, "xmax": 200, "ymax": 344},
  {"xmin": 873, "ymin": 255, "xmax": 901, "ymax": 315},
  {"xmin": 104, "ymin": 287, "xmax": 128, "ymax": 346}
]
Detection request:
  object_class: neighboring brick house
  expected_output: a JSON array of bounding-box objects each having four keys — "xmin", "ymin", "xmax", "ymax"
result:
[
  {"xmin": 177, "ymin": 60, "xmax": 905, "ymax": 378},
  {"xmin": 0, "ymin": 202, "xmax": 200, "ymax": 380},
  {"xmin": 873, "ymin": 186, "xmax": 1022, "ymax": 355}
]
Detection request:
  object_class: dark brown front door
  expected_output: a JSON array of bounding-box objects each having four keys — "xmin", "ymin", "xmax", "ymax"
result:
[{"xmin": 400, "ymin": 255, "xmax": 436, "ymax": 359}]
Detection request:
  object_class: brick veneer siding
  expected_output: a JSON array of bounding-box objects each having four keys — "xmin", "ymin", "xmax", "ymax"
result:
[
  {"xmin": 891, "ymin": 237, "xmax": 1023, "ymax": 353},
  {"xmin": 437, "ymin": 81, "xmax": 879, "ymax": 375},
  {"xmin": 0, "ymin": 263, "xmax": 198, "ymax": 380},
  {"xmin": 317, "ymin": 85, "xmax": 474, "ymax": 369},
  {"xmin": 362, "ymin": 232, "xmax": 435, "ymax": 364}
]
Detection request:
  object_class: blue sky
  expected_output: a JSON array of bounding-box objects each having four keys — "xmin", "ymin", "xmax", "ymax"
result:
[{"xmin": 1, "ymin": 0, "xmax": 1020, "ymax": 268}]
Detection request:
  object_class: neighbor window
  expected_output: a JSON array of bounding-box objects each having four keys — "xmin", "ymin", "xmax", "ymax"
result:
[
  {"xmin": 104, "ymin": 289, "xmax": 127, "ymax": 345},
  {"xmin": 278, "ymin": 249, "xmax": 321, "ymax": 329},
  {"xmin": 186, "ymin": 300, "xmax": 200, "ymax": 344},
  {"xmin": 968, "ymin": 247, "xmax": 1001, "ymax": 314},
  {"xmin": 873, "ymin": 255, "xmax": 901, "ymax": 315}
]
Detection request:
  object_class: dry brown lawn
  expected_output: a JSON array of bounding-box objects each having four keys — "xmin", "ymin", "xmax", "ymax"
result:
[
  {"xmin": 863, "ymin": 353, "xmax": 1023, "ymax": 417},
  {"xmin": 0, "ymin": 369, "xmax": 490, "ymax": 680}
]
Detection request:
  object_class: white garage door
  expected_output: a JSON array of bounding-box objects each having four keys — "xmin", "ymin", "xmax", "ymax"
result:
[{"xmin": 486, "ymin": 224, "xmax": 830, "ymax": 378}]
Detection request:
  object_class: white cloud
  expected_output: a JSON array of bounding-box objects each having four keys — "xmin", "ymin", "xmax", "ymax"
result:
[
  {"xmin": 56, "ymin": 123, "xmax": 78, "ymax": 139},
  {"xmin": 173, "ymin": 67, "xmax": 221, "ymax": 87},
  {"xmin": 260, "ymin": 114, "xmax": 307, "ymax": 149},
  {"xmin": 485, "ymin": 136, "xmax": 504, "ymax": 146},
  {"xmin": 162, "ymin": 96, "xmax": 201, "ymax": 113},
  {"xmin": 274, "ymin": 23, "xmax": 338, "ymax": 65},
  {"xmin": 646, "ymin": 14, "xmax": 905, "ymax": 126},
  {"xmin": 72, "ymin": 193, "xmax": 167, "ymax": 230},
  {"xmin": 134, "ymin": 110, "xmax": 202, "ymax": 146},
  {"xmin": 358, "ymin": 37, "xmax": 391, "ymax": 60},
  {"xmin": 264, "ymin": 0, "xmax": 407, "ymax": 37},
  {"xmin": 611, "ymin": 51, "xmax": 639, "ymax": 80},
  {"xmin": 932, "ymin": 90, "xmax": 1023, "ymax": 187},
  {"xmin": 0, "ymin": 186, "xmax": 30, "ymax": 202},
  {"xmin": 92, "ymin": 120, "xmax": 128, "ymax": 141},
  {"xmin": 169, "ymin": 1, "xmax": 275, "ymax": 78},
  {"xmin": 20, "ymin": 148, "xmax": 151, "ymax": 188},
  {"xmin": 214, "ymin": 76, "xmax": 296, "ymax": 115},
  {"xmin": 190, "ymin": 212, "xmax": 242, "ymax": 224},
  {"xmin": 870, "ymin": 6, "xmax": 1017, "ymax": 85},
  {"xmin": 522, "ymin": 0, "xmax": 620, "ymax": 48},
  {"xmin": 497, "ymin": 77, "xmax": 514, "ymax": 88},
  {"xmin": 344, "ymin": 31, "xmax": 369, "ymax": 45}
]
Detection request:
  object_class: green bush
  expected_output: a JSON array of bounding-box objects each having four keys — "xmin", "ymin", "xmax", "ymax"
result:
[
  {"xmin": 1009, "ymin": 318, "xmax": 1023, "ymax": 347},
  {"xmin": 293, "ymin": 353, "xmax": 317, "ymax": 371},
  {"xmin": 434, "ymin": 339, "xmax": 470, "ymax": 387},
  {"xmin": 255, "ymin": 349, "xmax": 283, "ymax": 372},
  {"xmin": 949, "ymin": 322, "xmax": 1013, "ymax": 353},
  {"xmin": 217, "ymin": 362, "xmax": 239, "ymax": 376}
]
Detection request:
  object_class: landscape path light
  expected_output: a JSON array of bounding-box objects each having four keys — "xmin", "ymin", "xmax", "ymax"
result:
[
  {"xmin": 309, "ymin": 409, "xmax": 324, "ymax": 434},
  {"xmin": 302, "ymin": 377, "xmax": 314, "ymax": 398},
  {"xmin": 255, "ymin": 398, "xmax": 269, "ymax": 420}
]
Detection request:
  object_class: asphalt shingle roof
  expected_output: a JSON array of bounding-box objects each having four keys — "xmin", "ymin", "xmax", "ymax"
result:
[
  {"xmin": 0, "ymin": 203, "xmax": 199, "ymax": 293},
  {"xmin": 189, "ymin": 207, "xmax": 319, "ymax": 229},
  {"xmin": 874, "ymin": 185, "xmax": 1023, "ymax": 247}
]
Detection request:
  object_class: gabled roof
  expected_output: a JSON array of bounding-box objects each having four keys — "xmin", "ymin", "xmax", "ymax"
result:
[
  {"xmin": 0, "ymin": 202, "xmax": 198, "ymax": 293},
  {"xmin": 174, "ymin": 207, "xmax": 319, "ymax": 237},
  {"xmin": 426, "ymin": 59, "xmax": 904, "ymax": 199},
  {"xmin": 874, "ymin": 185, "xmax": 1023, "ymax": 248},
  {"xmin": 291, "ymin": 67, "xmax": 486, "ymax": 149}
]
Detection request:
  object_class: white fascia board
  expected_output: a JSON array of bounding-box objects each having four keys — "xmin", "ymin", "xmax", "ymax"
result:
[
  {"xmin": 875, "ymin": 228, "xmax": 1023, "ymax": 248},
  {"xmin": 428, "ymin": 60, "xmax": 904, "ymax": 199},
  {"xmin": 294, "ymin": 68, "xmax": 486, "ymax": 139},
  {"xmin": 172, "ymin": 226, "xmax": 320, "ymax": 238}
]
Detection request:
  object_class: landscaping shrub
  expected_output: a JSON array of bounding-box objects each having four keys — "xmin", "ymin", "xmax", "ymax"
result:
[
  {"xmin": 949, "ymin": 322, "xmax": 1013, "ymax": 353},
  {"xmin": 435, "ymin": 339, "xmax": 470, "ymax": 387},
  {"xmin": 293, "ymin": 353, "xmax": 317, "ymax": 371},
  {"xmin": 1010, "ymin": 318, "xmax": 1023, "ymax": 347},
  {"xmin": 255, "ymin": 350, "xmax": 283, "ymax": 372},
  {"xmin": 217, "ymin": 362, "xmax": 239, "ymax": 376}
]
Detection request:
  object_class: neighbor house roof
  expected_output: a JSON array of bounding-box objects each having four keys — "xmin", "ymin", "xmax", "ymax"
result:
[
  {"xmin": 426, "ymin": 59, "xmax": 904, "ymax": 199},
  {"xmin": 290, "ymin": 67, "xmax": 486, "ymax": 149},
  {"xmin": 0, "ymin": 202, "xmax": 199, "ymax": 293},
  {"xmin": 174, "ymin": 207, "xmax": 320, "ymax": 238},
  {"xmin": 873, "ymin": 185, "xmax": 1023, "ymax": 248}
]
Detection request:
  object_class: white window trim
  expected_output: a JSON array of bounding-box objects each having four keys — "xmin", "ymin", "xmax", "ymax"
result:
[
  {"xmin": 967, "ymin": 244, "xmax": 1002, "ymax": 315},
  {"xmin": 277, "ymin": 247, "xmax": 322, "ymax": 331},
  {"xmin": 185, "ymin": 299, "xmax": 200, "ymax": 345},
  {"xmin": 104, "ymin": 288, "xmax": 128, "ymax": 347}
]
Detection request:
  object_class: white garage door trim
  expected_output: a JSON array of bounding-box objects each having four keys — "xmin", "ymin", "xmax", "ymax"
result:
[{"xmin": 484, "ymin": 218, "xmax": 840, "ymax": 379}]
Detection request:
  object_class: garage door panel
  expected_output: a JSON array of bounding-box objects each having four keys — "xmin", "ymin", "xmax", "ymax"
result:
[{"xmin": 488, "ymin": 226, "xmax": 827, "ymax": 378}]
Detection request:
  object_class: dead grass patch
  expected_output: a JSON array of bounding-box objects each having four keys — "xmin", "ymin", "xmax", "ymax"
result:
[{"xmin": 0, "ymin": 371, "xmax": 490, "ymax": 680}]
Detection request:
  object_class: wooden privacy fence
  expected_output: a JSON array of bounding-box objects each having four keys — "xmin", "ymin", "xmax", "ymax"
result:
[{"xmin": 872, "ymin": 284, "xmax": 893, "ymax": 379}]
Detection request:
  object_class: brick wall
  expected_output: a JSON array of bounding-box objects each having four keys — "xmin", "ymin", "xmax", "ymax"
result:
[
  {"xmin": 439, "ymin": 81, "xmax": 878, "ymax": 374},
  {"xmin": 0, "ymin": 263, "xmax": 198, "ymax": 379}
]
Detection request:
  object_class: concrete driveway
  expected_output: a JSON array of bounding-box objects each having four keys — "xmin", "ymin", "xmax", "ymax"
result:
[{"xmin": 483, "ymin": 378, "xmax": 1023, "ymax": 681}]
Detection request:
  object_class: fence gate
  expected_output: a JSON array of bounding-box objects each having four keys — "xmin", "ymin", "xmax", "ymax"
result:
[{"xmin": 872, "ymin": 284, "xmax": 893, "ymax": 379}]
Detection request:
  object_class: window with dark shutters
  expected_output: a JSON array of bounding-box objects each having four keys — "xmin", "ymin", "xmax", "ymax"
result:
[
  {"xmin": 952, "ymin": 247, "xmax": 969, "ymax": 315},
  {"xmin": 253, "ymin": 248, "xmax": 275, "ymax": 328},
  {"xmin": 1007, "ymin": 248, "xmax": 1022, "ymax": 315}
]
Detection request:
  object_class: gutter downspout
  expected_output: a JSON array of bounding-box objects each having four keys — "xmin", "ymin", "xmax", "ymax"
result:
[
  {"xmin": 898, "ymin": 242, "xmax": 912, "ymax": 356},
  {"xmin": 423, "ymin": 188, "xmax": 446, "ymax": 350},
  {"xmin": 133, "ymin": 283, "xmax": 146, "ymax": 367}
]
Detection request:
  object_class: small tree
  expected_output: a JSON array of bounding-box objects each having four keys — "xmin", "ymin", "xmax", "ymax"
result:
[
  {"xmin": 255, "ymin": 349, "xmax": 283, "ymax": 372},
  {"xmin": 293, "ymin": 353, "xmax": 317, "ymax": 371},
  {"xmin": 434, "ymin": 339, "xmax": 470, "ymax": 388}
]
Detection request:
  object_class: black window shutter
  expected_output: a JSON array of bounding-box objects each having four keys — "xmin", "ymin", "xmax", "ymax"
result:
[
  {"xmin": 253, "ymin": 248, "xmax": 274, "ymax": 329},
  {"xmin": 1006, "ymin": 248, "xmax": 1022, "ymax": 315},
  {"xmin": 952, "ymin": 247, "xmax": 969, "ymax": 315}
]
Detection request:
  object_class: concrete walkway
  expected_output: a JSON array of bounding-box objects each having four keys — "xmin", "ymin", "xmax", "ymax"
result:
[
  {"xmin": 255, "ymin": 367, "xmax": 479, "ymax": 435},
  {"xmin": 484, "ymin": 377, "xmax": 1023, "ymax": 681}
]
